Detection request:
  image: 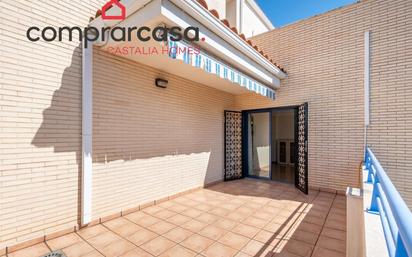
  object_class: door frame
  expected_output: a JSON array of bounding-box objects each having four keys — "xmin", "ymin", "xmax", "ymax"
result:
[{"xmin": 242, "ymin": 105, "xmax": 301, "ymax": 182}]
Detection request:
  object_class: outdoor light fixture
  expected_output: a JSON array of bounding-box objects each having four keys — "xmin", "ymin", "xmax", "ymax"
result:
[{"xmin": 155, "ymin": 78, "xmax": 168, "ymax": 88}]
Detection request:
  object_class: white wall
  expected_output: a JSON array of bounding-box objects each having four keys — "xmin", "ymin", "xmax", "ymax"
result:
[
  {"xmin": 242, "ymin": 0, "xmax": 270, "ymax": 37},
  {"xmin": 250, "ymin": 113, "xmax": 270, "ymax": 171},
  {"xmin": 205, "ymin": 0, "xmax": 227, "ymax": 18}
]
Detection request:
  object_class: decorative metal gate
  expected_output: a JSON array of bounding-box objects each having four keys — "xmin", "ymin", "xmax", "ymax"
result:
[
  {"xmin": 224, "ymin": 111, "xmax": 243, "ymax": 181},
  {"xmin": 296, "ymin": 103, "xmax": 308, "ymax": 194}
]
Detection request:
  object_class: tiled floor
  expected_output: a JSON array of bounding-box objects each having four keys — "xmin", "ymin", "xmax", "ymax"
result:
[{"xmin": 6, "ymin": 179, "xmax": 347, "ymax": 257}]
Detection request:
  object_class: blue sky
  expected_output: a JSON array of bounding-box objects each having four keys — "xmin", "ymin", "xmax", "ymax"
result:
[{"xmin": 255, "ymin": 0, "xmax": 357, "ymax": 27}]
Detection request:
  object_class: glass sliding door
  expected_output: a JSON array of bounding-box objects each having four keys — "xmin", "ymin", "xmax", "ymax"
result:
[{"xmin": 247, "ymin": 112, "xmax": 271, "ymax": 179}]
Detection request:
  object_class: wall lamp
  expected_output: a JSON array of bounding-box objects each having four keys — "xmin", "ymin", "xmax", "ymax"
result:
[{"xmin": 155, "ymin": 78, "xmax": 168, "ymax": 88}]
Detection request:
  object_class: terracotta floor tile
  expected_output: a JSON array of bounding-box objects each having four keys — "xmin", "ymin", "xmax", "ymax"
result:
[
  {"xmin": 133, "ymin": 215, "xmax": 162, "ymax": 228},
  {"xmin": 300, "ymin": 214, "xmax": 325, "ymax": 226},
  {"xmin": 180, "ymin": 234, "xmax": 214, "ymax": 253},
  {"xmin": 47, "ymin": 233, "xmax": 83, "ymax": 250},
  {"xmin": 201, "ymin": 242, "xmax": 238, "ymax": 257},
  {"xmin": 104, "ymin": 217, "xmax": 131, "ymax": 230},
  {"xmin": 253, "ymin": 211, "xmax": 276, "ymax": 220},
  {"xmin": 198, "ymin": 225, "xmax": 228, "ymax": 240},
  {"xmin": 282, "ymin": 239, "xmax": 313, "ymax": 257},
  {"xmin": 218, "ymin": 232, "xmax": 250, "ymax": 250},
  {"xmin": 77, "ymin": 225, "xmax": 109, "ymax": 239},
  {"xmin": 167, "ymin": 203, "xmax": 189, "ymax": 213},
  {"xmin": 100, "ymin": 239, "xmax": 136, "ymax": 257},
  {"xmin": 124, "ymin": 212, "xmax": 161, "ymax": 227},
  {"xmin": 148, "ymin": 221, "xmax": 176, "ymax": 234},
  {"xmin": 254, "ymin": 230, "xmax": 280, "ymax": 245},
  {"xmin": 272, "ymin": 251, "xmax": 301, "ymax": 257},
  {"xmin": 214, "ymin": 218, "xmax": 238, "ymax": 231},
  {"xmin": 61, "ymin": 241, "xmax": 95, "ymax": 257},
  {"xmin": 241, "ymin": 240, "xmax": 273, "ymax": 257},
  {"xmin": 127, "ymin": 228, "xmax": 158, "ymax": 246},
  {"xmin": 226, "ymin": 212, "xmax": 248, "ymax": 222},
  {"xmin": 263, "ymin": 221, "xmax": 283, "ymax": 233},
  {"xmin": 143, "ymin": 206, "xmax": 164, "ymax": 215},
  {"xmin": 311, "ymin": 246, "xmax": 345, "ymax": 257},
  {"xmin": 209, "ymin": 208, "xmax": 230, "ymax": 217},
  {"xmin": 242, "ymin": 217, "xmax": 269, "ymax": 228},
  {"xmin": 234, "ymin": 252, "xmax": 252, "ymax": 257},
  {"xmin": 168, "ymin": 214, "xmax": 191, "ymax": 225},
  {"xmin": 159, "ymin": 245, "xmax": 196, "ymax": 257},
  {"xmin": 180, "ymin": 219, "xmax": 208, "ymax": 232},
  {"xmin": 180, "ymin": 208, "xmax": 203, "ymax": 219},
  {"xmin": 272, "ymin": 215, "xmax": 292, "ymax": 225},
  {"xmin": 296, "ymin": 222, "xmax": 323, "ymax": 235},
  {"xmin": 86, "ymin": 231, "xmax": 120, "ymax": 249},
  {"xmin": 8, "ymin": 243, "xmax": 50, "ymax": 257},
  {"xmin": 4, "ymin": 180, "xmax": 347, "ymax": 257},
  {"xmin": 232, "ymin": 223, "xmax": 260, "ymax": 238},
  {"xmin": 316, "ymin": 235, "xmax": 345, "ymax": 253},
  {"xmin": 320, "ymin": 227, "xmax": 346, "ymax": 241},
  {"xmin": 236, "ymin": 207, "xmax": 255, "ymax": 216},
  {"xmin": 324, "ymin": 219, "xmax": 346, "ymax": 232},
  {"xmin": 194, "ymin": 203, "xmax": 214, "ymax": 212},
  {"xmin": 163, "ymin": 227, "xmax": 193, "ymax": 243},
  {"xmin": 157, "ymin": 201, "xmax": 174, "ymax": 209},
  {"xmin": 120, "ymin": 247, "xmax": 154, "ymax": 257},
  {"xmin": 140, "ymin": 236, "xmax": 176, "ymax": 256},
  {"xmin": 196, "ymin": 213, "xmax": 220, "ymax": 224},
  {"xmin": 153, "ymin": 209, "xmax": 176, "ymax": 220},
  {"xmin": 82, "ymin": 250, "xmax": 105, "ymax": 257}
]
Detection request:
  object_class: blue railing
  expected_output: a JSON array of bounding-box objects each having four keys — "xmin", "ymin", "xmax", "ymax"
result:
[{"xmin": 365, "ymin": 147, "xmax": 412, "ymax": 257}]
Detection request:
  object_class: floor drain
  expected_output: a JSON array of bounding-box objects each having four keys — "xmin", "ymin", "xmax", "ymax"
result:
[{"xmin": 39, "ymin": 250, "xmax": 67, "ymax": 257}]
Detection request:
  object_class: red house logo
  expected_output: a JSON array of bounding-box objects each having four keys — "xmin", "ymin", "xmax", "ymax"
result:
[{"xmin": 101, "ymin": 0, "xmax": 126, "ymax": 20}]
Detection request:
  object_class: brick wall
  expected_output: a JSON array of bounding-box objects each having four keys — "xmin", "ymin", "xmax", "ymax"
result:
[
  {"xmin": 0, "ymin": 0, "xmax": 104, "ymax": 248},
  {"xmin": 0, "ymin": 0, "xmax": 234, "ymax": 248},
  {"xmin": 91, "ymin": 49, "xmax": 234, "ymax": 219},
  {"xmin": 244, "ymin": 0, "xmax": 412, "ymax": 205},
  {"xmin": 1, "ymin": 0, "xmax": 411, "ymax": 249}
]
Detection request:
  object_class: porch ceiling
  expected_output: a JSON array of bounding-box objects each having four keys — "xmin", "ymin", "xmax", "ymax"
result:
[{"xmin": 88, "ymin": 0, "xmax": 286, "ymax": 99}]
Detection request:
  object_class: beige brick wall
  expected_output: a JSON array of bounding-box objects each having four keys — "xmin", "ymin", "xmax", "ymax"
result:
[
  {"xmin": 0, "ymin": 0, "xmax": 235, "ymax": 248},
  {"xmin": 1, "ymin": 0, "xmax": 411, "ymax": 249},
  {"xmin": 91, "ymin": 49, "xmax": 234, "ymax": 219},
  {"xmin": 245, "ymin": 0, "xmax": 412, "ymax": 205},
  {"xmin": 0, "ymin": 0, "xmax": 104, "ymax": 248}
]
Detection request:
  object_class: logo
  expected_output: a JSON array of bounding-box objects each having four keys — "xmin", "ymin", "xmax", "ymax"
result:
[
  {"xmin": 101, "ymin": 0, "xmax": 126, "ymax": 20},
  {"xmin": 24, "ymin": 0, "xmax": 202, "ymax": 49}
]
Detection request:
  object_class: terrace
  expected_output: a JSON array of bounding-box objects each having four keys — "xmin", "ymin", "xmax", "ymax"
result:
[{"xmin": 4, "ymin": 179, "xmax": 346, "ymax": 257}]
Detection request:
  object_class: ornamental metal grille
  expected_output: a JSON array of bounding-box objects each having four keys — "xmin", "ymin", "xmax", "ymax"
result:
[
  {"xmin": 296, "ymin": 103, "xmax": 308, "ymax": 194},
  {"xmin": 224, "ymin": 111, "xmax": 243, "ymax": 180}
]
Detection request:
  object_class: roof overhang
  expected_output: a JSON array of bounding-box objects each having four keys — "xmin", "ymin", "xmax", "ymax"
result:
[{"xmin": 89, "ymin": 0, "xmax": 286, "ymax": 97}]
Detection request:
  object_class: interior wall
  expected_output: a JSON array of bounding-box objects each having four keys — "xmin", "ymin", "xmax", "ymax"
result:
[
  {"xmin": 272, "ymin": 111, "xmax": 294, "ymax": 162},
  {"xmin": 250, "ymin": 113, "xmax": 270, "ymax": 172}
]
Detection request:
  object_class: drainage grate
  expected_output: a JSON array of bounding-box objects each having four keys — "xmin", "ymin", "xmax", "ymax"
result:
[{"xmin": 39, "ymin": 250, "xmax": 67, "ymax": 257}]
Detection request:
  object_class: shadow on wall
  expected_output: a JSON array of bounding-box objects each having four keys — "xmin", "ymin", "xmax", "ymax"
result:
[
  {"xmin": 31, "ymin": 45, "xmax": 83, "ymax": 222},
  {"xmin": 31, "ymin": 46, "xmax": 83, "ymax": 164},
  {"xmin": 31, "ymin": 46, "xmax": 224, "ymax": 192}
]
